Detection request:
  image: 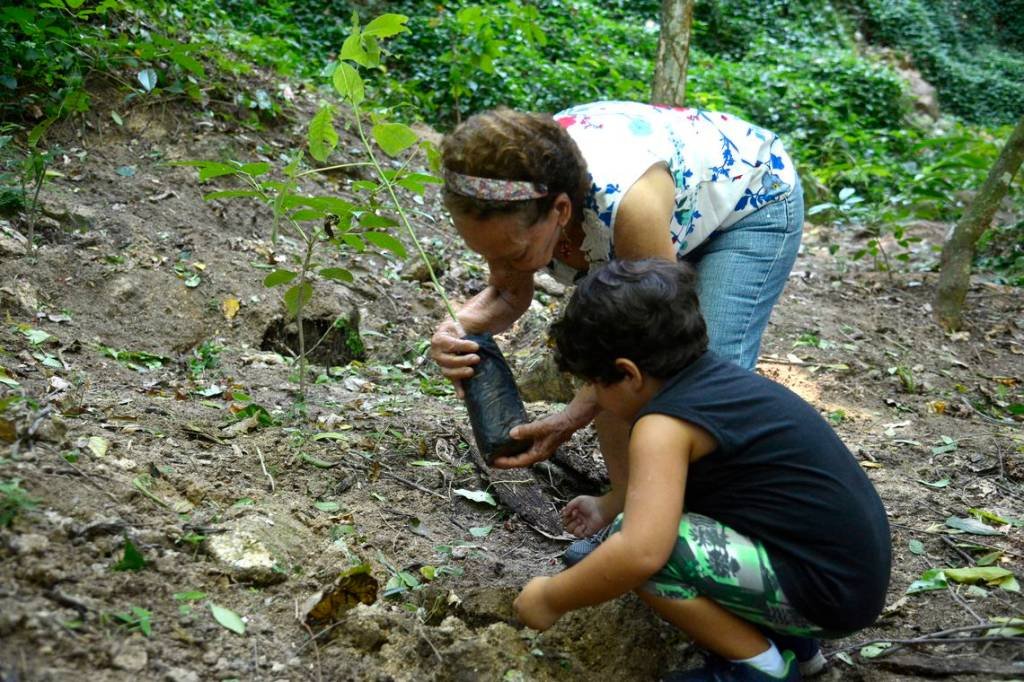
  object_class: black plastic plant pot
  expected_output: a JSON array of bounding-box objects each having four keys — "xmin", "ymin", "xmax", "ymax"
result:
[{"xmin": 462, "ymin": 332, "xmax": 532, "ymax": 464}]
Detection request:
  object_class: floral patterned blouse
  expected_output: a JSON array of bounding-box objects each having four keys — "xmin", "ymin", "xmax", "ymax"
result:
[{"xmin": 547, "ymin": 101, "xmax": 796, "ymax": 284}]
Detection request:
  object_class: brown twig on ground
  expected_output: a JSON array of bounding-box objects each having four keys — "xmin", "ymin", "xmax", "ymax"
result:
[
  {"xmin": 940, "ymin": 534, "xmax": 976, "ymax": 565},
  {"xmin": 959, "ymin": 396, "xmax": 1021, "ymax": 427},
  {"xmin": 381, "ymin": 470, "xmax": 449, "ymax": 501},
  {"xmin": 873, "ymin": 652, "xmax": 1024, "ymax": 678},
  {"xmin": 412, "ymin": 623, "xmax": 444, "ymax": 663},
  {"xmin": 946, "ymin": 584, "xmax": 985, "ymax": 624},
  {"xmin": 256, "ymin": 446, "xmax": 275, "ymax": 493},
  {"xmin": 301, "ymin": 622, "xmax": 324, "ymax": 682},
  {"xmin": 828, "ymin": 622, "xmax": 1022, "ymax": 660}
]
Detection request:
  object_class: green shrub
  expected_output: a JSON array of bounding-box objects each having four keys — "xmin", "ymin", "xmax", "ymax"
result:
[
  {"xmin": 853, "ymin": 0, "xmax": 1024, "ymax": 124},
  {"xmin": 375, "ymin": 0, "xmax": 656, "ymax": 129}
]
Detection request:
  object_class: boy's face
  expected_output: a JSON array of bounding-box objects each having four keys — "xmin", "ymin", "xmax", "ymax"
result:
[{"xmin": 591, "ymin": 360, "xmax": 662, "ymax": 422}]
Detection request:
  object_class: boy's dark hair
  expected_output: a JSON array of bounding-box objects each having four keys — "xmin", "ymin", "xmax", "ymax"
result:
[{"xmin": 550, "ymin": 259, "xmax": 708, "ymax": 384}]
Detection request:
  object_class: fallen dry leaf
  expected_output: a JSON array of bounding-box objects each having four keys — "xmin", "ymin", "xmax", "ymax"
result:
[{"xmin": 222, "ymin": 297, "xmax": 240, "ymax": 320}]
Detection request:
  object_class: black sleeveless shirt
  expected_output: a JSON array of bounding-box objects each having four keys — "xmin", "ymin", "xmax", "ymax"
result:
[{"xmin": 636, "ymin": 351, "xmax": 891, "ymax": 631}]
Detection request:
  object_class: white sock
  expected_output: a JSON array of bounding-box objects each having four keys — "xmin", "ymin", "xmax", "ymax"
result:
[{"xmin": 731, "ymin": 641, "xmax": 786, "ymax": 677}]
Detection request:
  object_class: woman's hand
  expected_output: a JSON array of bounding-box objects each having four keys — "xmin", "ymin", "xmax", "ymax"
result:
[
  {"xmin": 492, "ymin": 386, "xmax": 601, "ymax": 469},
  {"xmin": 492, "ymin": 410, "xmax": 579, "ymax": 469},
  {"xmin": 514, "ymin": 577, "xmax": 562, "ymax": 631},
  {"xmin": 429, "ymin": 318, "xmax": 477, "ymax": 398}
]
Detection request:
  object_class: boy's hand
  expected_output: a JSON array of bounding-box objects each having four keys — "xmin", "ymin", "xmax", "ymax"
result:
[
  {"xmin": 514, "ymin": 577, "xmax": 562, "ymax": 631},
  {"xmin": 562, "ymin": 495, "xmax": 614, "ymax": 537}
]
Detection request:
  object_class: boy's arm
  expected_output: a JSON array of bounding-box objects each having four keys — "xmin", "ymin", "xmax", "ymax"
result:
[{"xmin": 514, "ymin": 414, "xmax": 694, "ymax": 627}]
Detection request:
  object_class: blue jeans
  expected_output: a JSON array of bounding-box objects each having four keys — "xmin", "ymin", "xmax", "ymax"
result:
[{"xmin": 683, "ymin": 179, "xmax": 803, "ymax": 370}]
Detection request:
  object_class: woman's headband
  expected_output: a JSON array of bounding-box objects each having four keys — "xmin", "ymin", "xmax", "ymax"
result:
[{"xmin": 443, "ymin": 168, "xmax": 548, "ymax": 202}]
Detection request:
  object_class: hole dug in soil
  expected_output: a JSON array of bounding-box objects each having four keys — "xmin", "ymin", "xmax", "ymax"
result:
[{"xmin": 261, "ymin": 314, "xmax": 365, "ymax": 367}]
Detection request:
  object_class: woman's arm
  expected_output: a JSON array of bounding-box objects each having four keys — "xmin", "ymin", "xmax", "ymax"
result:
[
  {"xmin": 613, "ymin": 164, "xmax": 679, "ymax": 261},
  {"xmin": 514, "ymin": 414, "xmax": 698, "ymax": 627},
  {"xmin": 430, "ymin": 262, "xmax": 535, "ymax": 393},
  {"xmin": 456, "ymin": 262, "xmax": 536, "ymax": 335}
]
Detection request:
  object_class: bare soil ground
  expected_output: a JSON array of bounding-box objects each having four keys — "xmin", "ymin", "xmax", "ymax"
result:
[{"xmin": 1, "ymin": 99, "xmax": 1022, "ymax": 681}]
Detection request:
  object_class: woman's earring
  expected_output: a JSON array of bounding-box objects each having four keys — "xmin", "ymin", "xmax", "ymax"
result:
[{"xmin": 556, "ymin": 224, "xmax": 571, "ymax": 258}]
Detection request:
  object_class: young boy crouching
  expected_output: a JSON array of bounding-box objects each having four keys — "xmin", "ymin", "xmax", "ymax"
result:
[{"xmin": 512, "ymin": 259, "xmax": 891, "ymax": 681}]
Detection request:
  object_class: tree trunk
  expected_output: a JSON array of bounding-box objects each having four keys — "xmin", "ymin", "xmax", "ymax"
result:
[
  {"xmin": 651, "ymin": 0, "xmax": 695, "ymax": 107},
  {"xmin": 934, "ymin": 115, "xmax": 1024, "ymax": 330}
]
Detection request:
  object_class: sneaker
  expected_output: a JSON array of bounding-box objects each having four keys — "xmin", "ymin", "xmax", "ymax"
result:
[
  {"xmin": 663, "ymin": 650, "xmax": 800, "ymax": 681},
  {"xmin": 757, "ymin": 627, "xmax": 826, "ymax": 677},
  {"xmin": 562, "ymin": 524, "xmax": 612, "ymax": 566}
]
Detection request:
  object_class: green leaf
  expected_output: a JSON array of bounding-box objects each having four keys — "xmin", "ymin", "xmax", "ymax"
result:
[
  {"xmin": 469, "ymin": 526, "xmax": 493, "ymax": 538},
  {"xmin": 263, "ymin": 269, "xmax": 297, "ymax": 288},
  {"xmin": 363, "ymin": 231, "xmax": 406, "ymax": 258},
  {"xmin": 342, "ymin": 234, "xmax": 366, "ymax": 252},
  {"xmin": 210, "ymin": 604, "xmax": 245, "ymax": 635},
  {"xmin": 284, "ymin": 282, "xmax": 314, "ymax": 316},
  {"xmin": 137, "ymin": 68, "xmax": 158, "ymax": 92},
  {"xmin": 332, "ymin": 62, "xmax": 364, "ymax": 106},
  {"xmin": 28, "ymin": 117, "xmax": 56, "ymax": 148},
  {"xmin": 169, "ymin": 49, "xmax": 205, "ymax": 77},
  {"xmin": 113, "ymin": 538, "xmax": 146, "ymax": 571},
  {"xmin": 945, "ymin": 516, "xmax": 1003, "ymax": 536},
  {"xmin": 945, "ymin": 566, "xmax": 1018, "ymax": 591},
  {"xmin": 398, "ymin": 571, "xmax": 419, "ymax": 588},
  {"xmin": 197, "ymin": 162, "xmax": 240, "ymax": 182},
  {"xmin": 111, "ymin": 111, "xmax": 123, "ymax": 126},
  {"xmin": 340, "ymin": 33, "xmax": 374, "ymax": 68},
  {"xmin": 916, "ymin": 478, "xmax": 949, "ymax": 489},
  {"xmin": 203, "ymin": 190, "xmax": 262, "ymax": 201},
  {"xmin": 454, "ymin": 488, "xmax": 496, "ymax": 506},
  {"xmin": 308, "ymin": 105, "xmax": 338, "ymax": 163},
  {"xmin": 359, "ymin": 213, "xmax": 398, "ymax": 229},
  {"xmin": 396, "ymin": 172, "xmax": 442, "ymax": 195},
  {"xmin": 239, "ymin": 162, "xmax": 271, "ymax": 176},
  {"xmin": 311, "ymin": 431, "xmax": 350, "ymax": 441},
  {"xmin": 372, "ymin": 123, "xmax": 419, "ymax": 157},
  {"xmin": 319, "ymin": 267, "xmax": 353, "ymax": 283},
  {"xmin": 314, "ymin": 501, "xmax": 341, "ymax": 512},
  {"xmin": 289, "ymin": 209, "xmax": 325, "ymax": 222},
  {"xmin": 985, "ymin": 617, "xmax": 1024, "ymax": 637},
  {"xmin": 22, "ymin": 328, "xmax": 52, "ymax": 345},
  {"xmin": 907, "ymin": 568, "xmax": 947, "ymax": 594},
  {"xmin": 173, "ymin": 590, "xmax": 207, "ymax": 602},
  {"xmin": 859, "ymin": 642, "xmax": 892, "ymax": 659},
  {"xmin": 362, "ymin": 14, "xmax": 409, "ymax": 38},
  {"xmin": 977, "ymin": 550, "xmax": 1003, "ymax": 566},
  {"xmin": 908, "ymin": 539, "xmax": 925, "ymax": 555},
  {"xmin": 282, "ymin": 195, "xmax": 356, "ymax": 216},
  {"xmin": 968, "ymin": 508, "xmax": 1011, "ymax": 526}
]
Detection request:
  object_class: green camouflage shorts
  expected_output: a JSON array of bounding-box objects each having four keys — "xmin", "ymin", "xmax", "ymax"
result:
[{"xmin": 610, "ymin": 512, "xmax": 829, "ymax": 637}]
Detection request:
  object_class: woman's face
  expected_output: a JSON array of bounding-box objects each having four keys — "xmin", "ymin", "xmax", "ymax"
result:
[{"xmin": 453, "ymin": 194, "xmax": 570, "ymax": 273}]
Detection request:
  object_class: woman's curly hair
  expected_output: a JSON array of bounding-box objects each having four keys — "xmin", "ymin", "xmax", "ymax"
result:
[{"xmin": 441, "ymin": 108, "xmax": 589, "ymax": 224}]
